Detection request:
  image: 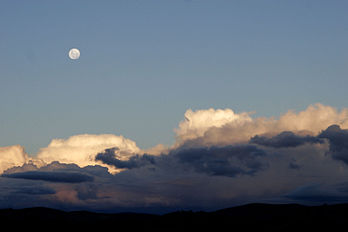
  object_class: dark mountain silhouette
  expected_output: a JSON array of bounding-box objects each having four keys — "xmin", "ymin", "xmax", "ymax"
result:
[{"xmin": 1, "ymin": 203, "xmax": 348, "ymax": 230}]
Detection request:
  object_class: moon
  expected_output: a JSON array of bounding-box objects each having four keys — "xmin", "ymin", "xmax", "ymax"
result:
[{"xmin": 68, "ymin": 48, "xmax": 80, "ymax": 60}]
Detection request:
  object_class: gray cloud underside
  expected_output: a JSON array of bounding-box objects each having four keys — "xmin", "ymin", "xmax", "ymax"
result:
[
  {"xmin": 319, "ymin": 125, "xmax": 348, "ymax": 164},
  {"xmin": 96, "ymin": 145, "xmax": 268, "ymax": 177},
  {"xmin": 249, "ymin": 125, "xmax": 348, "ymax": 165},
  {"xmin": 96, "ymin": 147, "xmax": 156, "ymax": 169},
  {"xmin": 96, "ymin": 125, "xmax": 348, "ymax": 177},
  {"xmin": 250, "ymin": 131, "xmax": 323, "ymax": 148},
  {"xmin": 2, "ymin": 171, "xmax": 93, "ymax": 183}
]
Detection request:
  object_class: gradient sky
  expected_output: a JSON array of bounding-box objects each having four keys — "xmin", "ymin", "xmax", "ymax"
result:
[{"xmin": 1, "ymin": 0, "xmax": 348, "ymax": 155}]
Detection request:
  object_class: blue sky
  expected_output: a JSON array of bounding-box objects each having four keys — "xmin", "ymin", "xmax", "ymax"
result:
[{"xmin": 1, "ymin": 0, "xmax": 348, "ymax": 155}]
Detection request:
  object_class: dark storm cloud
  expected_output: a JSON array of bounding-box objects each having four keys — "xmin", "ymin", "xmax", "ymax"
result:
[
  {"xmin": 288, "ymin": 162, "xmax": 300, "ymax": 170},
  {"xmin": 249, "ymin": 125, "xmax": 348, "ymax": 166},
  {"xmin": 96, "ymin": 145, "xmax": 268, "ymax": 177},
  {"xmin": 0, "ymin": 162, "xmax": 113, "ymax": 211},
  {"xmin": 0, "ymin": 177, "xmax": 59, "ymax": 209},
  {"xmin": 96, "ymin": 147, "xmax": 156, "ymax": 169},
  {"xmin": 168, "ymin": 145, "xmax": 268, "ymax": 177},
  {"xmin": 14, "ymin": 186, "xmax": 56, "ymax": 195},
  {"xmin": 285, "ymin": 183, "xmax": 348, "ymax": 203},
  {"xmin": 319, "ymin": 125, "xmax": 348, "ymax": 164},
  {"xmin": 2, "ymin": 171, "xmax": 94, "ymax": 183},
  {"xmin": 250, "ymin": 131, "xmax": 323, "ymax": 148}
]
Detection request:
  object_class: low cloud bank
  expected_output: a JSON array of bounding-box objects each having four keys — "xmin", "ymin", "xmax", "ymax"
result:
[{"xmin": 1, "ymin": 103, "xmax": 348, "ymax": 211}]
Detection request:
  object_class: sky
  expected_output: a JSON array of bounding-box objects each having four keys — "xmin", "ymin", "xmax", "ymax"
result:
[{"xmin": 1, "ymin": 0, "xmax": 348, "ymax": 213}]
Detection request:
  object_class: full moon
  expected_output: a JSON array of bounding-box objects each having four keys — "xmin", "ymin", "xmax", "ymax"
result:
[{"xmin": 68, "ymin": 48, "xmax": 80, "ymax": 60}]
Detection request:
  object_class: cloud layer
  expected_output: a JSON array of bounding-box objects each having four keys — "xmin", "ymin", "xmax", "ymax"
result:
[{"xmin": 1, "ymin": 103, "xmax": 348, "ymax": 212}]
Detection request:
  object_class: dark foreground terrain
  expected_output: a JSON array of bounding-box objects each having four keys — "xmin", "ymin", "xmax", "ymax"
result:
[{"xmin": 1, "ymin": 203, "xmax": 348, "ymax": 230}]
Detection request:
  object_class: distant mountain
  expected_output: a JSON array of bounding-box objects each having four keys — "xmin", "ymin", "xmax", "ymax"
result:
[{"xmin": 1, "ymin": 203, "xmax": 348, "ymax": 230}]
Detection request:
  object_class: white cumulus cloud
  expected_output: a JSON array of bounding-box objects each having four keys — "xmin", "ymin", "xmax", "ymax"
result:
[
  {"xmin": 0, "ymin": 145, "xmax": 29, "ymax": 174},
  {"xmin": 175, "ymin": 108, "xmax": 252, "ymax": 144},
  {"xmin": 36, "ymin": 134, "xmax": 141, "ymax": 173},
  {"xmin": 174, "ymin": 103, "xmax": 348, "ymax": 147}
]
